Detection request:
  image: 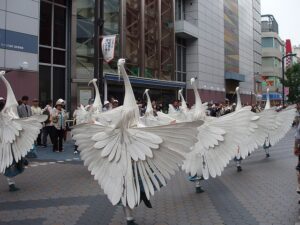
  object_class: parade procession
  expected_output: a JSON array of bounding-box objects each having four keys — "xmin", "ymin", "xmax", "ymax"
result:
[{"xmin": 0, "ymin": 56, "xmax": 298, "ymax": 224}]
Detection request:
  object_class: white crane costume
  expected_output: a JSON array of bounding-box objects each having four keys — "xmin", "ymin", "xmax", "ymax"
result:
[
  {"xmin": 0, "ymin": 71, "xmax": 47, "ymax": 173},
  {"xmin": 72, "ymin": 59, "xmax": 203, "ymax": 224}
]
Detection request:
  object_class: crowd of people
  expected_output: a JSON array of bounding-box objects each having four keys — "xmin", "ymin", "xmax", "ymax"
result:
[{"xmin": 0, "ymin": 96, "xmax": 69, "ymax": 153}]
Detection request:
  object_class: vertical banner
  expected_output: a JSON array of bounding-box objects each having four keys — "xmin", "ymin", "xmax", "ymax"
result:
[{"xmin": 101, "ymin": 35, "xmax": 116, "ymax": 63}]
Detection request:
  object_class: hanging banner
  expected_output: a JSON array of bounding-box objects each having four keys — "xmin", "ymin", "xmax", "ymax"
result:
[{"xmin": 101, "ymin": 35, "xmax": 116, "ymax": 63}]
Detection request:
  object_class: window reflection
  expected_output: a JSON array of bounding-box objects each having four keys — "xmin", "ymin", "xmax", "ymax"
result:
[{"xmin": 76, "ymin": 0, "xmax": 95, "ymax": 77}]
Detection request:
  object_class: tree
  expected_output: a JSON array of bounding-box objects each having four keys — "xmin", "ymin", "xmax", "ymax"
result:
[{"xmin": 283, "ymin": 63, "xmax": 300, "ymax": 103}]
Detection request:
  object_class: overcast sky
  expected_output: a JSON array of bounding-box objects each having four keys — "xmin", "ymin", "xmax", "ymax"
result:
[{"xmin": 261, "ymin": 0, "xmax": 300, "ymax": 46}]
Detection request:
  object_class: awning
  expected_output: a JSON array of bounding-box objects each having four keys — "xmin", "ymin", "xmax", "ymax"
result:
[
  {"xmin": 225, "ymin": 72, "xmax": 245, "ymax": 82},
  {"xmin": 262, "ymin": 92, "xmax": 282, "ymax": 100},
  {"xmin": 104, "ymin": 73, "xmax": 186, "ymax": 89}
]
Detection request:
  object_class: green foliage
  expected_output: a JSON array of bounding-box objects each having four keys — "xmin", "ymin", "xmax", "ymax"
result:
[{"xmin": 284, "ymin": 63, "xmax": 300, "ymax": 103}]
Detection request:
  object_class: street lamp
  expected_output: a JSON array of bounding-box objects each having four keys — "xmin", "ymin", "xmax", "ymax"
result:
[{"xmin": 282, "ymin": 53, "xmax": 296, "ymax": 105}]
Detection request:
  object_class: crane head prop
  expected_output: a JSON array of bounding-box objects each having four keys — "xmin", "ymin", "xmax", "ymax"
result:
[
  {"xmin": 88, "ymin": 78, "xmax": 97, "ymax": 86},
  {"xmin": 117, "ymin": 58, "xmax": 126, "ymax": 81},
  {"xmin": 190, "ymin": 77, "xmax": 197, "ymax": 85},
  {"xmin": 178, "ymin": 89, "xmax": 183, "ymax": 100},
  {"xmin": 143, "ymin": 89, "xmax": 150, "ymax": 98}
]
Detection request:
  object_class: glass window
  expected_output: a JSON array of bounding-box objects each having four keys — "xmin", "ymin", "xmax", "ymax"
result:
[
  {"xmin": 77, "ymin": 0, "xmax": 95, "ymax": 76},
  {"xmin": 54, "ymin": 6, "xmax": 66, "ymax": 48},
  {"xmin": 262, "ymin": 37, "xmax": 274, "ymax": 48},
  {"xmin": 39, "ymin": 65, "xmax": 52, "ymax": 106},
  {"xmin": 53, "ymin": 49, "xmax": 66, "ymax": 65},
  {"xmin": 39, "ymin": 47, "xmax": 51, "ymax": 64},
  {"xmin": 40, "ymin": 2, "xmax": 52, "ymax": 46},
  {"xmin": 177, "ymin": 45, "xmax": 182, "ymax": 71},
  {"xmin": 53, "ymin": 67, "xmax": 66, "ymax": 102}
]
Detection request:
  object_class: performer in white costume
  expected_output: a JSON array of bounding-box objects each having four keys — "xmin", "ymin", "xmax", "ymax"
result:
[
  {"xmin": 0, "ymin": 71, "xmax": 47, "ymax": 191},
  {"xmin": 72, "ymin": 59, "xmax": 202, "ymax": 225}
]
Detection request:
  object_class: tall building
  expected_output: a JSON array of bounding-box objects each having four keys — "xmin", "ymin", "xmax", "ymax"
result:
[
  {"xmin": 293, "ymin": 45, "xmax": 300, "ymax": 63},
  {"xmin": 0, "ymin": 0, "xmax": 261, "ymax": 111},
  {"xmin": 260, "ymin": 14, "xmax": 285, "ymax": 103},
  {"xmin": 1, "ymin": 0, "xmax": 182, "ymax": 110},
  {"xmin": 176, "ymin": 0, "xmax": 261, "ymax": 105}
]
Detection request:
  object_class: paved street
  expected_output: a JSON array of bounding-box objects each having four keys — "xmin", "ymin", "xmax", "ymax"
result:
[{"xmin": 0, "ymin": 129, "xmax": 299, "ymax": 225}]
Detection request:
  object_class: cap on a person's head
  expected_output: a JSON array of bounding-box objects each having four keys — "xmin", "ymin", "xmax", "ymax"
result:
[
  {"xmin": 55, "ymin": 99, "xmax": 64, "ymax": 106},
  {"xmin": 104, "ymin": 100, "xmax": 110, "ymax": 105},
  {"xmin": 0, "ymin": 97, "xmax": 5, "ymax": 101}
]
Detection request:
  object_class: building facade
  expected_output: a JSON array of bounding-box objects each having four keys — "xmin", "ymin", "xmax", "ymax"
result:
[
  {"xmin": 0, "ymin": 0, "xmax": 39, "ymax": 101},
  {"xmin": 1, "ymin": 0, "xmax": 183, "ymax": 110},
  {"xmin": 0, "ymin": 0, "xmax": 261, "ymax": 111},
  {"xmin": 260, "ymin": 14, "xmax": 284, "ymax": 103},
  {"xmin": 176, "ymin": 0, "xmax": 261, "ymax": 105}
]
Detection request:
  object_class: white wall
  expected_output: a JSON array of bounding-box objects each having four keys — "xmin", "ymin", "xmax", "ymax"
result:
[{"xmin": 186, "ymin": 0, "xmax": 225, "ymax": 91}]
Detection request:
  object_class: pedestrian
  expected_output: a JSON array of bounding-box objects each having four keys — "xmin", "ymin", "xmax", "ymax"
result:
[
  {"xmin": 294, "ymin": 112, "xmax": 300, "ymax": 201},
  {"xmin": 31, "ymin": 99, "xmax": 43, "ymax": 146},
  {"xmin": 42, "ymin": 100, "xmax": 54, "ymax": 147},
  {"xmin": 52, "ymin": 99, "xmax": 68, "ymax": 152},
  {"xmin": 17, "ymin": 96, "xmax": 32, "ymax": 118}
]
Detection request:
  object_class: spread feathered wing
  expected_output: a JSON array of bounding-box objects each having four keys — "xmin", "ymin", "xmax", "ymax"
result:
[
  {"xmin": 182, "ymin": 107, "xmax": 259, "ymax": 179},
  {"xmin": 268, "ymin": 106, "xmax": 296, "ymax": 145},
  {"xmin": 0, "ymin": 71, "xmax": 47, "ymax": 173},
  {"xmin": 72, "ymin": 120, "xmax": 202, "ymax": 209}
]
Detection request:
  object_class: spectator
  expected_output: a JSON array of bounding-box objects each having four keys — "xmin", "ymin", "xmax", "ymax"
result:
[
  {"xmin": 103, "ymin": 100, "xmax": 111, "ymax": 111},
  {"xmin": 42, "ymin": 100, "xmax": 54, "ymax": 148},
  {"xmin": 294, "ymin": 113, "xmax": 300, "ymax": 200},
  {"xmin": 17, "ymin": 96, "xmax": 32, "ymax": 118},
  {"xmin": 31, "ymin": 99, "xmax": 43, "ymax": 146},
  {"xmin": 52, "ymin": 99, "xmax": 68, "ymax": 152},
  {"xmin": 112, "ymin": 99, "xmax": 119, "ymax": 108}
]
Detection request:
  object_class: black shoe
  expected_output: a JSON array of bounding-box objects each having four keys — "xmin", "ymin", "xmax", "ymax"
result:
[
  {"xmin": 9, "ymin": 184, "xmax": 20, "ymax": 192},
  {"xmin": 196, "ymin": 186, "xmax": 205, "ymax": 193},
  {"xmin": 266, "ymin": 153, "xmax": 270, "ymax": 158},
  {"xmin": 127, "ymin": 220, "xmax": 138, "ymax": 225},
  {"xmin": 140, "ymin": 191, "xmax": 152, "ymax": 208},
  {"xmin": 23, "ymin": 159, "xmax": 29, "ymax": 166},
  {"xmin": 237, "ymin": 166, "xmax": 242, "ymax": 172}
]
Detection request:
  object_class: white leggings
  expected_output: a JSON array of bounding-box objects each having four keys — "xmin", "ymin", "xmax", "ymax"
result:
[
  {"xmin": 123, "ymin": 206, "xmax": 134, "ymax": 221},
  {"xmin": 6, "ymin": 178, "xmax": 15, "ymax": 186}
]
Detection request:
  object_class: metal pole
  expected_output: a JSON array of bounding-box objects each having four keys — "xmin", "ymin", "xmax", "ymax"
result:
[
  {"xmin": 282, "ymin": 57, "xmax": 285, "ymax": 106},
  {"xmin": 99, "ymin": 0, "xmax": 104, "ymax": 99},
  {"xmin": 94, "ymin": 0, "xmax": 100, "ymax": 82},
  {"xmin": 281, "ymin": 53, "xmax": 296, "ymax": 106}
]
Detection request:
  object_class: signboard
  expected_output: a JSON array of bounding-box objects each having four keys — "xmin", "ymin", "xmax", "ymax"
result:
[
  {"xmin": 79, "ymin": 89, "xmax": 92, "ymax": 106},
  {"xmin": 0, "ymin": 29, "xmax": 38, "ymax": 54},
  {"xmin": 101, "ymin": 35, "xmax": 116, "ymax": 62}
]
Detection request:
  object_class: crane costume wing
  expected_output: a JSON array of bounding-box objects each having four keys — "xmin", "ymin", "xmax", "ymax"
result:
[
  {"xmin": 72, "ymin": 119, "xmax": 202, "ymax": 208},
  {"xmin": 0, "ymin": 71, "xmax": 47, "ymax": 173},
  {"xmin": 182, "ymin": 107, "xmax": 259, "ymax": 179}
]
